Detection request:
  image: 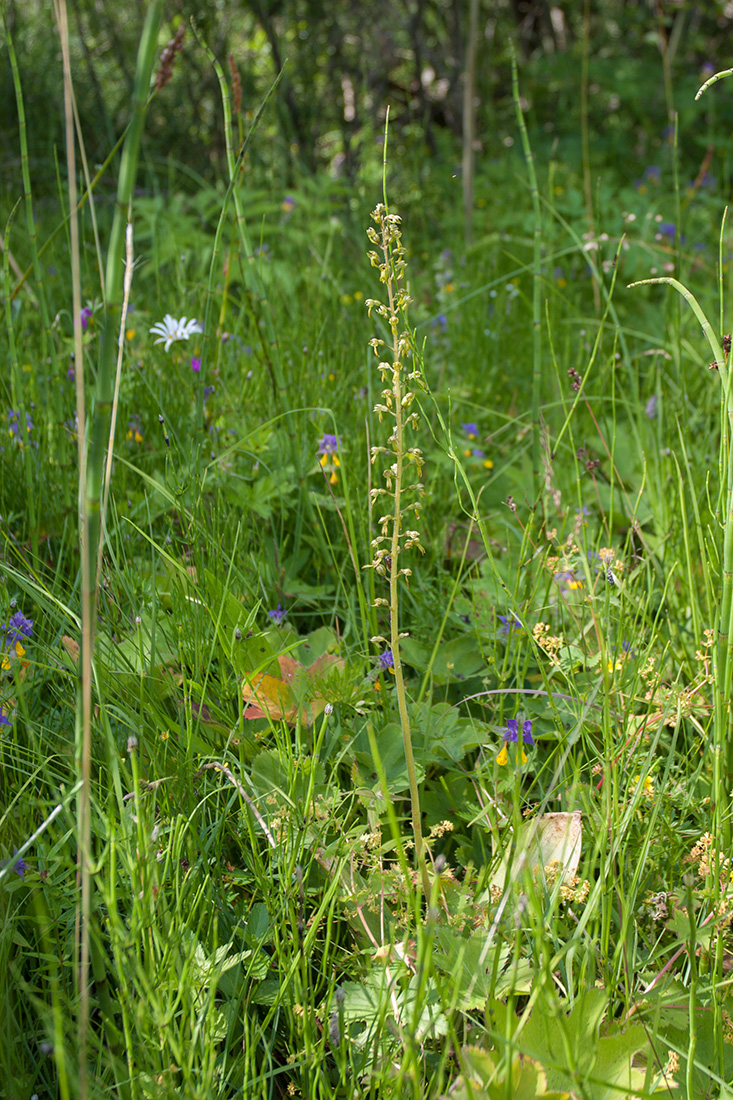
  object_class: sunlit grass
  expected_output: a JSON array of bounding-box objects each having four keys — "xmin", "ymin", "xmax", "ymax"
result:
[{"xmin": 2, "ymin": 22, "xmax": 733, "ymax": 1100}]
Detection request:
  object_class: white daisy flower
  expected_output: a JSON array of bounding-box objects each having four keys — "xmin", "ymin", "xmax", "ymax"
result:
[{"xmin": 149, "ymin": 314, "xmax": 203, "ymax": 352}]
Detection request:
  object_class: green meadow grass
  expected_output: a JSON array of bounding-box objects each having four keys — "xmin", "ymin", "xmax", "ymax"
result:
[{"xmin": 3, "ymin": 16, "xmax": 733, "ymax": 1100}]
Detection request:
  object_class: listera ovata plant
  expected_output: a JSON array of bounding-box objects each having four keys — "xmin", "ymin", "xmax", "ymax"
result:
[{"xmin": 363, "ymin": 202, "xmax": 430, "ymax": 894}]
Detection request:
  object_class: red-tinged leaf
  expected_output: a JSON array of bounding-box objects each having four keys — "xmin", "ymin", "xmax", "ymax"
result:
[{"xmin": 243, "ymin": 653, "xmax": 344, "ymax": 725}]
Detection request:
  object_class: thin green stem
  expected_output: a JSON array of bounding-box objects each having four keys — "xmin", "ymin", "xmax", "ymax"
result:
[
  {"xmin": 85, "ymin": 0, "xmax": 165, "ymax": 612},
  {"xmin": 511, "ymin": 56, "xmax": 542, "ymax": 492},
  {"xmin": 629, "ymin": 275, "xmax": 733, "ymax": 837},
  {"xmin": 54, "ymin": 2, "xmax": 92, "ymax": 1095},
  {"xmin": 387, "ymin": 338, "xmax": 426, "ymax": 895},
  {"xmin": 3, "ymin": 203, "xmax": 37, "ymax": 546},
  {"xmin": 580, "ymin": 0, "xmax": 599, "ymax": 313}
]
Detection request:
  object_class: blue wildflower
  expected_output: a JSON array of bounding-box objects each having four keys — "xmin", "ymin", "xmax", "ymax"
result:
[
  {"xmin": 8, "ymin": 611, "xmax": 33, "ymax": 639},
  {"xmin": 378, "ymin": 649, "xmax": 394, "ymax": 671},
  {"xmin": 317, "ymin": 434, "xmax": 339, "ymax": 455},
  {"xmin": 0, "ymin": 849, "xmax": 27, "ymax": 878},
  {"xmin": 497, "ymin": 614, "xmax": 522, "ymax": 636},
  {"xmin": 555, "ymin": 571, "xmax": 583, "ymax": 591},
  {"xmin": 8, "ymin": 410, "xmax": 34, "ymax": 437},
  {"xmin": 497, "ymin": 718, "xmax": 534, "ymax": 766},
  {"xmin": 267, "ymin": 604, "xmax": 286, "ymax": 625},
  {"xmin": 1, "ymin": 610, "xmax": 33, "ymax": 651}
]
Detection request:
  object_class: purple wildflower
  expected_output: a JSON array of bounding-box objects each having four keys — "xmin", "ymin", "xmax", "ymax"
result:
[
  {"xmin": 471, "ymin": 448, "xmax": 486, "ymax": 458},
  {"xmin": 503, "ymin": 718, "xmax": 534, "ymax": 745},
  {"xmin": 0, "ymin": 849, "xmax": 27, "ymax": 878},
  {"xmin": 658, "ymin": 222, "xmax": 676, "ymax": 240},
  {"xmin": 317, "ymin": 434, "xmax": 339, "ymax": 455},
  {"xmin": 1, "ymin": 611, "xmax": 33, "ymax": 650},
  {"xmin": 7, "ymin": 611, "xmax": 33, "ymax": 640},
  {"xmin": 191, "ymin": 357, "xmax": 201, "ymax": 373},
  {"xmin": 8, "ymin": 411, "xmax": 34, "ymax": 437},
  {"xmin": 267, "ymin": 604, "xmax": 286, "ymax": 625},
  {"xmin": 555, "ymin": 571, "xmax": 582, "ymax": 590},
  {"xmin": 497, "ymin": 614, "xmax": 522, "ymax": 636},
  {"xmin": 80, "ymin": 307, "xmax": 93, "ymax": 330},
  {"xmin": 461, "ymin": 422, "xmax": 479, "ymax": 438},
  {"xmin": 378, "ymin": 649, "xmax": 394, "ymax": 671}
]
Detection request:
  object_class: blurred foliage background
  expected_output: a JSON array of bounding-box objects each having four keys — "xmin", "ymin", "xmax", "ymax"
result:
[{"xmin": 5, "ymin": 0, "xmax": 733, "ymax": 201}]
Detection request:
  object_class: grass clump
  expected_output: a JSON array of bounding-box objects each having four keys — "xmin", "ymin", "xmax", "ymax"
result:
[{"xmin": 3, "ymin": 13, "xmax": 733, "ymax": 1100}]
